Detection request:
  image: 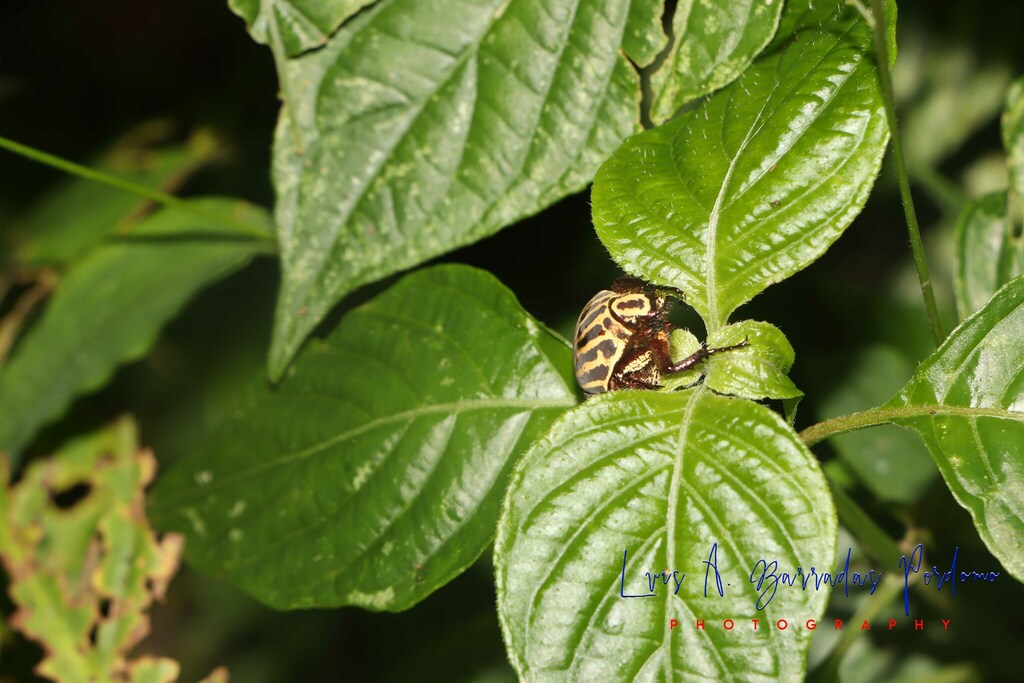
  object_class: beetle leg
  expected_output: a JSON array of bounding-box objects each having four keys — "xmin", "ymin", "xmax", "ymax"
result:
[{"xmin": 666, "ymin": 337, "xmax": 749, "ymax": 373}]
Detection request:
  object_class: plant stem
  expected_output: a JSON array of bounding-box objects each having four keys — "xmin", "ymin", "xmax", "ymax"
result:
[
  {"xmin": 827, "ymin": 470, "xmax": 903, "ymax": 565},
  {"xmin": 868, "ymin": 0, "xmax": 944, "ymax": 347},
  {"xmin": 0, "ymin": 135, "xmax": 275, "ymax": 241},
  {"xmin": 800, "ymin": 406, "xmax": 894, "ymax": 445},
  {"xmin": 826, "ymin": 462, "xmax": 952, "ymax": 608},
  {"xmin": 810, "ymin": 574, "xmax": 904, "ymax": 683},
  {"xmin": 800, "ymin": 403, "xmax": 1020, "ymax": 446}
]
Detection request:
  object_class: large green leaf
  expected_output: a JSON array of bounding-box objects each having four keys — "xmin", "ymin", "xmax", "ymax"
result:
[
  {"xmin": 592, "ymin": 0, "xmax": 888, "ymax": 332},
  {"xmin": 649, "ymin": 0, "xmax": 783, "ymax": 123},
  {"xmin": 884, "ymin": 275, "xmax": 1024, "ymax": 581},
  {"xmin": 1003, "ymin": 76, "xmax": 1024, "ymax": 204},
  {"xmin": 496, "ymin": 388, "xmax": 836, "ymax": 681},
  {"xmin": 0, "ymin": 199, "xmax": 272, "ymax": 461},
  {"xmin": 954, "ymin": 191, "xmax": 1022, "ymax": 320},
  {"xmin": 227, "ymin": 0, "xmax": 377, "ymax": 57},
  {"xmin": 150, "ymin": 265, "xmax": 578, "ymax": 611},
  {"xmin": 267, "ymin": 0, "xmax": 665, "ymax": 377}
]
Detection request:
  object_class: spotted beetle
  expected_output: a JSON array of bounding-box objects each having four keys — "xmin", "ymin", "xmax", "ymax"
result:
[{"xmin": 573, "ymin": 277, "xmax": 747, "ymax": 395}]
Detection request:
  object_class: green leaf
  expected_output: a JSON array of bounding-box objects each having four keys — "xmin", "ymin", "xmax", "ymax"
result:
[
  {"xmin": 1003, "ymin": 76, "xmax": 1024, "ymax": 204},
  {"xmin": 0, "ymin": 199, "xmax": 271, "ymax": 461},
  {"xmin": 0, "ymin": 417, "xmax": 208, "ymax": 682},
  {"xmin": 592, "ymin": 0, "xmax": 888, "ymax": 332},
  {"xmin": 820, "ymin": 346, "xmax": 936, "ymax": 504},
  {"xmin": 267, "ymin": 0, "xmax": 665, "ymax": 378},
  {"xmin": 6, "ymin": 127, "xmax": 224, "ymax": 266},
  {"xmin": 496, "ymin": 388, "xmax": 836, "ymax": 681},
  {"xmin": 704, "ymin": 320, "xmax": 801, "ymax": 405},
  {"xmin": 954, "ymin": 191, "xmax": 1022, "ymax": 320},
  {"xmin": 150, "ymin": 264, "xmax": 578, "ymax": 611},
  {"xmin": 885, "ymin": 275, "xmax": 1024, "ymax": 581},
  {"xmin": 227, "ymin": 0, "xmax": 377, "ymax": 57},
  {"xmin": 649, "ymin": 0, "xmax": 784, "ymax": 123}
]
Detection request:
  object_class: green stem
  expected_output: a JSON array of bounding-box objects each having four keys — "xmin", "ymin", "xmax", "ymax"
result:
[
  {"xmin": 0, "ymin": 135, "xmax": 274, "ymax": 241},
  {"xmin": 868, "ymin": 0, "xmax": 944, "ymax": 347},
  {"xmin": 799, "ymin": 403, "xmax": 1020, "ymax": 446},
  {"xmin": 827, "ymin": 470, "xmax": 904, "ymax": 566},
  {"xmin": 826, "ymin": 463, "xmax": 953, "ymax": 609},
  {"xmin": 810, "ymin": 574, "xmax": 904, "ymax": 683},
  {"xmin": 800, "ymin": 406, "xmax": 894, "ymax": 445}
]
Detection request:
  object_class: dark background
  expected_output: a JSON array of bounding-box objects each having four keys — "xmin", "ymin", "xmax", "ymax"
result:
[{"xmin": 2, "ymin": 0, "xmax": 1023, "ymax": 680}]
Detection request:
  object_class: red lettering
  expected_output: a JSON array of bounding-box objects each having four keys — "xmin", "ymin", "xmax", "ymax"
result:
[
  {"xmin": 888, "ymin": 619, "xmax": 896, "ymax": 630},
  {"xmin": 776, "ymin": 619, "xmax": 788, "ymax": 631},
  {"xmin": 914, "ymin": 619, "xmax": 924, "ymax": 631},
  {"xmin": 751, "ymin": 619, "xmax": 759, "ymax": 630},
  {"xmin": 805, "ymin": 620, "xmax": 816, "ymax": 630},
  {"xmin": 670, "ymin": 619, "xmax": 678, "ymax": 630},
  {"xmin": 860, "ymin": 620, "xmax": 871, "ymax": 631},
  {"xmin": 724, "ymin": 619, "xmax": 734, "ymax": 630},
  {"xmin": 941, "ymin": 619, "xmax": 951, "ymax": 631},
  {"xmin": 834, "ymin": 619, "xmax": 843, "ymax": 630},
  {"xmin": 696, "ymin": 620, "xmax": 705, "ymax": 630}
]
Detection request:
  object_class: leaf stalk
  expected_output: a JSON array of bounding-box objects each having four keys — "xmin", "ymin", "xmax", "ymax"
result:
[
  {"xmin": 0, "ymin": 135, "xmax": 275, "ymax": 242},
  {"xmin": 867, "ymin": 0, "xmax": 945, "ymax": 346}
]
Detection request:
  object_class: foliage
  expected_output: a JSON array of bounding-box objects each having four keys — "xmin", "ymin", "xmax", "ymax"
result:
[
  {"xmin": 593, "ymin": 0, "xmax": 888, "ymax": 332},
  {"xmin": 0, "ymin": 417, "xmax": 225, "ymax": 682},
  {"xmin": 264, "ymin": 0, "xmax": 667, "ymax": 376},
  {"xmin": 150, "ymin": 265, "xmax": 576, "ymax": 611},
  {"xmin": 2, "ymin": 0, "xmax": 1024, "ymax": 680},
  {"xmin": 0, "ymin": 199, "xmax": 272, "ymax": 459},
  {"xmin": 496, "ymin": 388, "xmax": 834, "ymax": 681},
  {"xmin": 884, "ymin": 276, "xmax": 1024, "ymax": 582}
]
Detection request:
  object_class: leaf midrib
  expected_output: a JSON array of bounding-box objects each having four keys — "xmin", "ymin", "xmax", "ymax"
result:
[{"xmin": 154, "ymin": 397, "xmax": 575, "ymax": 504}]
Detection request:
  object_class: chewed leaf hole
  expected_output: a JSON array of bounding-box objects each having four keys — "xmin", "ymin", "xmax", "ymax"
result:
[{"xmin": 52, "ymin": 482, "xmax": 91, "ymax": 510}]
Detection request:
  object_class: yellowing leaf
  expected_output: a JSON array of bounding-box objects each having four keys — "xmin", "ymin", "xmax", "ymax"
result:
[{"xmin": 0, "ymin": 418, "xmax": 225, "ymax": 683}]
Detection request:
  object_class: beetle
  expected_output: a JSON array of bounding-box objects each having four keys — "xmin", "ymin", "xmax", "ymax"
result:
[{"xmin": 573, "ymin": 277, "xmax": 747, "ymax": 395}]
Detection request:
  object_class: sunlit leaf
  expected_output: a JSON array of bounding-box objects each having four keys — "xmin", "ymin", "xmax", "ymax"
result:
[
  {"xmin": 649, "ymin": 0, "xmax": 783, "ymax": 123},
  {"xmin": 0, "ymin": 199, "xmax": 272, "ymax": 461},
  {"xmin": 704, "ymin": 319, "xmax": 801, "ymax": 406},
  {"xmin": 496, "ymin": 388, "xmax": 836, "ymax": 682},
  {"xmin": 150, "ymin": 265, "xmax": 578, "ymax": 611},
  {"xmin": 0, "ymin": 417, "xmax": 221, "ymax": 682},
  {"xmin": 267, "ymin": 0, "xmax": 665, "ymax": 377},
  {"xmin": 885, "ymin": 275, "xmax": 1024, "ymax": 581},
  {"xmin": 954, "ymin": 191, "xmax": 1022, "ymax": 320},
  {"xmin": 227, "ymin": 0, "xmax": 377, "ymax": 57},
  {"xmin": 592, "ymin": 0, "xmax": 888, "ymax": 331}
]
